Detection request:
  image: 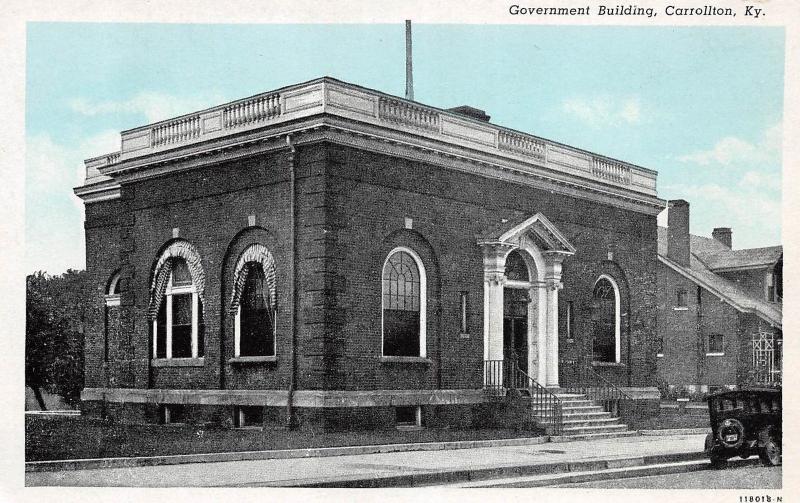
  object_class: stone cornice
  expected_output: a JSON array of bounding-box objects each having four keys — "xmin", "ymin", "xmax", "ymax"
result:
[
  {"xmin": 73, "ymin": 178, "xmax": 121, "ymax": 203},
  {"xmin": 77, "ymin": 77, "xmax": 665, "ymax": 213}
]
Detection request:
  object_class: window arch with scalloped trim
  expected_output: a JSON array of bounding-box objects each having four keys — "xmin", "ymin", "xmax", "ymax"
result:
[
  {"xmin": 229, "ymin": 244, "xmax": 277, "ymax": 357},
  {"xmin": 149, "ymin": 241, "xmax": 205, "ymax": 360}
]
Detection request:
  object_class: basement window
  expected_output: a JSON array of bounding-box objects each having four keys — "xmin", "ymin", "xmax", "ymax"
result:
[
  {"xmin": 161, "ymin": 404, "xmax": 187, "ymax": 425},
  {"xmin": 234, "ymin": 406, "xmax": 264, "ymax": 428},
  {"xmin": 395, "ymin": 406, "xmax": 422, "ymax": 429}
]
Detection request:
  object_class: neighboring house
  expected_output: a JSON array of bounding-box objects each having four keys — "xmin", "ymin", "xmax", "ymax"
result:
[
  {"xmin": 657, "ymin": 200, "xmax": 782, "ymax": 395},
  {"xmin": 74, "ymin": 77, "xmax": 665, "ymax": 431}
]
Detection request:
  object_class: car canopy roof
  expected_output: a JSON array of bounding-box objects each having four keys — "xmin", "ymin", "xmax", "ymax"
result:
[{"xmin": 705, "ymin": 388, "xmax": 781, "ymax": 402}]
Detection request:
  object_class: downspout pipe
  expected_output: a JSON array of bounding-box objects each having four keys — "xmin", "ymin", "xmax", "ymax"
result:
[{"xmin": 286, "ymin": 134, "xmax": 298, "ymax": 428}]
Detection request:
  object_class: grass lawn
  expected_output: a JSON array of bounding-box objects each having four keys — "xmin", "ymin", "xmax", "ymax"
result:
[{"xmin": 26, "ymin": 415, "xmax": 543, "ymax": 462}]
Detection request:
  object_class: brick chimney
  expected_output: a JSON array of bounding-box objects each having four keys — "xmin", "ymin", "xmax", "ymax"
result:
[
  {"xmin": 667, "ymin": 200, "xmax": 691, "ymax": 266},
  {"xmin": 712, "ymin": 227, "xmax": 732, "ymax": 248}
]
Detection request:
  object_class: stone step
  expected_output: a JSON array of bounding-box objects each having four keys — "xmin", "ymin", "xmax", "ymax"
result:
[
  {"xmin": 553, "ymin": 393, "xmax": 589, "ymax": 401},
  {"xmin": 561, "ymin": 411, "xmax": 611, "ymax": 421},
  {"xmin": 532, "ymin": 411, "xmax": 613, "ymax": 422},
  {"xmin": 561, "ymin": 423, "xmax": 628, "ymax": 435},
  {"xmin": 549, "ymin": 430, "xmax": 640, "ymax": 443},
  {"xmin": 531, "ymin": 405, "xmax": 605, "ymax": 414},
  {"xmin": 562, "ymin": 417, "xmax": 622, "ymax": 428}
]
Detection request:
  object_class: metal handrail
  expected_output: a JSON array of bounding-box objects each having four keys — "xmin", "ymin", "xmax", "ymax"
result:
[
  {"xmin": 483, "ymin": 359, "xmax": 563, "ymax": 434},
  {"xmin": 513, "ymin": 363, "xmax": 563, "ymax": 435},
  {"xmin": 564, "ymin": 359, "xmax": 633, "ymax": 417}
]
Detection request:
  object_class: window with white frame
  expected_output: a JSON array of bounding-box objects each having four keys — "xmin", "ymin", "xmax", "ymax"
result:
[
  {"xmin": 105, "ymin": 270, "xmax": 121, "ymax": 306},
  {"xmin": 706, "ymin": 333, "xmax": 724, "ymax": 355},
  {"xmin": 104, "ymin": 271, "xmax": 122, "ymax": 362},
  {"xmin": 382, "ymin": 248, "xmax": 426, "ymax": 357},
  {"xmin": 235, "ymin": 263, "xmax": 276, "ymax": 357},
  {"xmin": 675, "ymin": 288, "xmax": 688, "ymax": 308},
  {"xmin": 592, "ymin": 275, "xmax": 621, "ymax": 363},
  {"xmin": 153, "ymin": 259, "xmax": 204, "ymax": 359},
  {"xmin": 766, "ymin": 271, "xmax": 779, "ymax": 302}
]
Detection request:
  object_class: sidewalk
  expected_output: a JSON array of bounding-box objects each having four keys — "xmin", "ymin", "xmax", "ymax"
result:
[{"xmin": 26, "ymin": 432, "xmax": 708, "ymax": 487}]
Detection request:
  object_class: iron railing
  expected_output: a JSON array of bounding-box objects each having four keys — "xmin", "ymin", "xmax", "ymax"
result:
[
  {"xmin": 483, "ymin": 359, "xmax": 563, "ymax": 434},
  {"xmin": 563, "ymin": 359, "xmax": 633, "ymax": 417}
]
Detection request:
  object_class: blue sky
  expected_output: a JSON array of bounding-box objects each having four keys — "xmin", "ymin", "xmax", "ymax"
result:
[{"xmin": 26, "ymin": 23, "xmax": 784, "ymax": 274}]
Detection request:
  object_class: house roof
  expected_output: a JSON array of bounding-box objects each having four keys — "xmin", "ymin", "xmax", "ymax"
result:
[
  {"xmin": 656, "ymin": 228, "xmax": 782, "ymax": 271},
  {"xmin": 657, "ymin": 227, "xmax": 782, "ymax": 327},
  {"xmin": 694, "ymin": 246, "xmax": 783, "ymax": 272}
]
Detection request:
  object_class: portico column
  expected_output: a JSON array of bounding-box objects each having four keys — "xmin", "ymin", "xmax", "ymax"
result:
[
  {"xmin": 543, "ymin": 251, "xmax": 569, "ymax": 387},
  {"xmin": 480, "ymin": 243, "xmax": 514, "ymax": 387}
]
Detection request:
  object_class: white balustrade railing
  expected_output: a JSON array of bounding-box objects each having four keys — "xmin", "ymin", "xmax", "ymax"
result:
[
  {"xmin": 223, "ymin": 93, "xmax": 280, "ymax": 128},
  {"xmin": 378, "ymin": 97, "xmax": 439, "ymax": 132},
  {"xmin": 592, "ymin": 158, "xmax": 631, "ymax": 185},
  {"xmin": 152, "ymin": 116, "xmax": 202, "ymax": 147},
  {"xmin": 498, "ymin": 130, "xmax": 546, "ymax": 159},
  {"xmin": 102, "ymin": 80, "xmax": 655, "ymax": 195}
]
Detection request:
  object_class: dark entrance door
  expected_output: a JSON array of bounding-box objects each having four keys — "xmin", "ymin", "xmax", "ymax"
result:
[{"xmin": 503, "ymin": 288, "xmax": 528, "ymax": 374}]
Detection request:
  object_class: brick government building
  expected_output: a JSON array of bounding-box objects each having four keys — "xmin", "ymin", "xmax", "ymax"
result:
[{"xmin": 75, "ymin": 77, "xmax": 667, "ymax": 434}]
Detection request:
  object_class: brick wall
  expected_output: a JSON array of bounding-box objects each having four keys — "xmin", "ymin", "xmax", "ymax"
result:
[
  {"xmin": 83, "ymin": 141, "xmax": 660, "ymax": 396},
  {"xmin": 657, "ymin": 263, "xmax": 741, "ymax": 388},
  {"xmin": 323, "ymin": 144, "xmax": 658, "ymax": 390}
]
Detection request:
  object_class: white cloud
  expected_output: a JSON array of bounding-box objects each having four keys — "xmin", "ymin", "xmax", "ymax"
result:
[
  {"xmin": 26, "ymin": 130, "xmax": 121, "ymax": 274},
  {"xmin": 739, "ymin": 170, "xmax": 782, "ymax": 192},
  {"xmin": 667, "ymin": 174, "xmax": 781, "ymax": 247},
  {"xmin": 678, "ymin": 123, "xmax": 782, "ymax": 167},
  {"xmin": 27, "ymin": 130, "xmax": 119, "ymax": 193},
  {"xmin": 562, "ymin": 96, "xmax": 642, "ymax": 127},
  {"xmin": 69, "ymin": 91, "xmax": 227, "ymax": 123}
]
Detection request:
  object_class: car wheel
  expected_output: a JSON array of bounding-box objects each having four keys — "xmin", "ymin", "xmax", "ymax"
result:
[{"xmin": 759, "ymin": 437, "xmax": 781, "ymax": 466}]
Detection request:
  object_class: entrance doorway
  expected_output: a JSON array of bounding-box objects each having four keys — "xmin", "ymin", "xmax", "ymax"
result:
[{"xmin": 504, "ymin": 287, "xmax": 529, "ymax": 374}]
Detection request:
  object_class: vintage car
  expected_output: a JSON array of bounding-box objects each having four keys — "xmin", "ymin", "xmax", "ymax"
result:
[{"xmin": 704, "ymin": 388, "xmax": 781, "ymax": 467}]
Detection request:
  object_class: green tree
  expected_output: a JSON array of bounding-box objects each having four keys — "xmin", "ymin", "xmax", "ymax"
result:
[{"xmin": 26, "ymin": 270, "xmax": 90, "ymax": 409}]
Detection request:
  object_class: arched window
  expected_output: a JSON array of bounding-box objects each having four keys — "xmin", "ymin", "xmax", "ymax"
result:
[
  {"xmin": 152, "ymin": 258, "xmax": 205, "ymax": 359},
  {"xmin": 105, "ymin": 270, "xmax": 121, "ymax": 306},
  {"xmin": 504, "ymin": 250, "xmax": 529, "ymax": 282},
  {"xmin": 382, "ymin": 248, "xmax": 426, "ymax": 357},
  {"xmin": 235, "ymin": 263, "xmax": 276, "ymax": 357},
  {"xmin": 104, "ymin": 270, "xmax": 122, "ymax": 363},
  {"xmin": 592, "ymin": 275, "xmax": 620, "ymax": 363},
  {"xmin": 229, "ymin": 243, "xmax": 277, "ymax": 358}
]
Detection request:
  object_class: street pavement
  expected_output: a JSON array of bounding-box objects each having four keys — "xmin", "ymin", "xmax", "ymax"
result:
[
  {"xmin": 554, "ymin": 465, "xmax": 781, "ymax": 489},
  {"xmin": 26, "ymin": 432, "xmax": 708, "ymax": 487}
]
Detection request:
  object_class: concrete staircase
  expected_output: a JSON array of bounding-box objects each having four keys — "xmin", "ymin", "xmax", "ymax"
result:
[{"xmin": 530, "ymin": 393, "xmax": 638, "ymax": 442}]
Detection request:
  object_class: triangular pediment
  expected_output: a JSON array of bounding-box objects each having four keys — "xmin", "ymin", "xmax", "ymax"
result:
[{"xmin": 477, "ymin": 213, "xmax": 576, "ymax": 254}]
